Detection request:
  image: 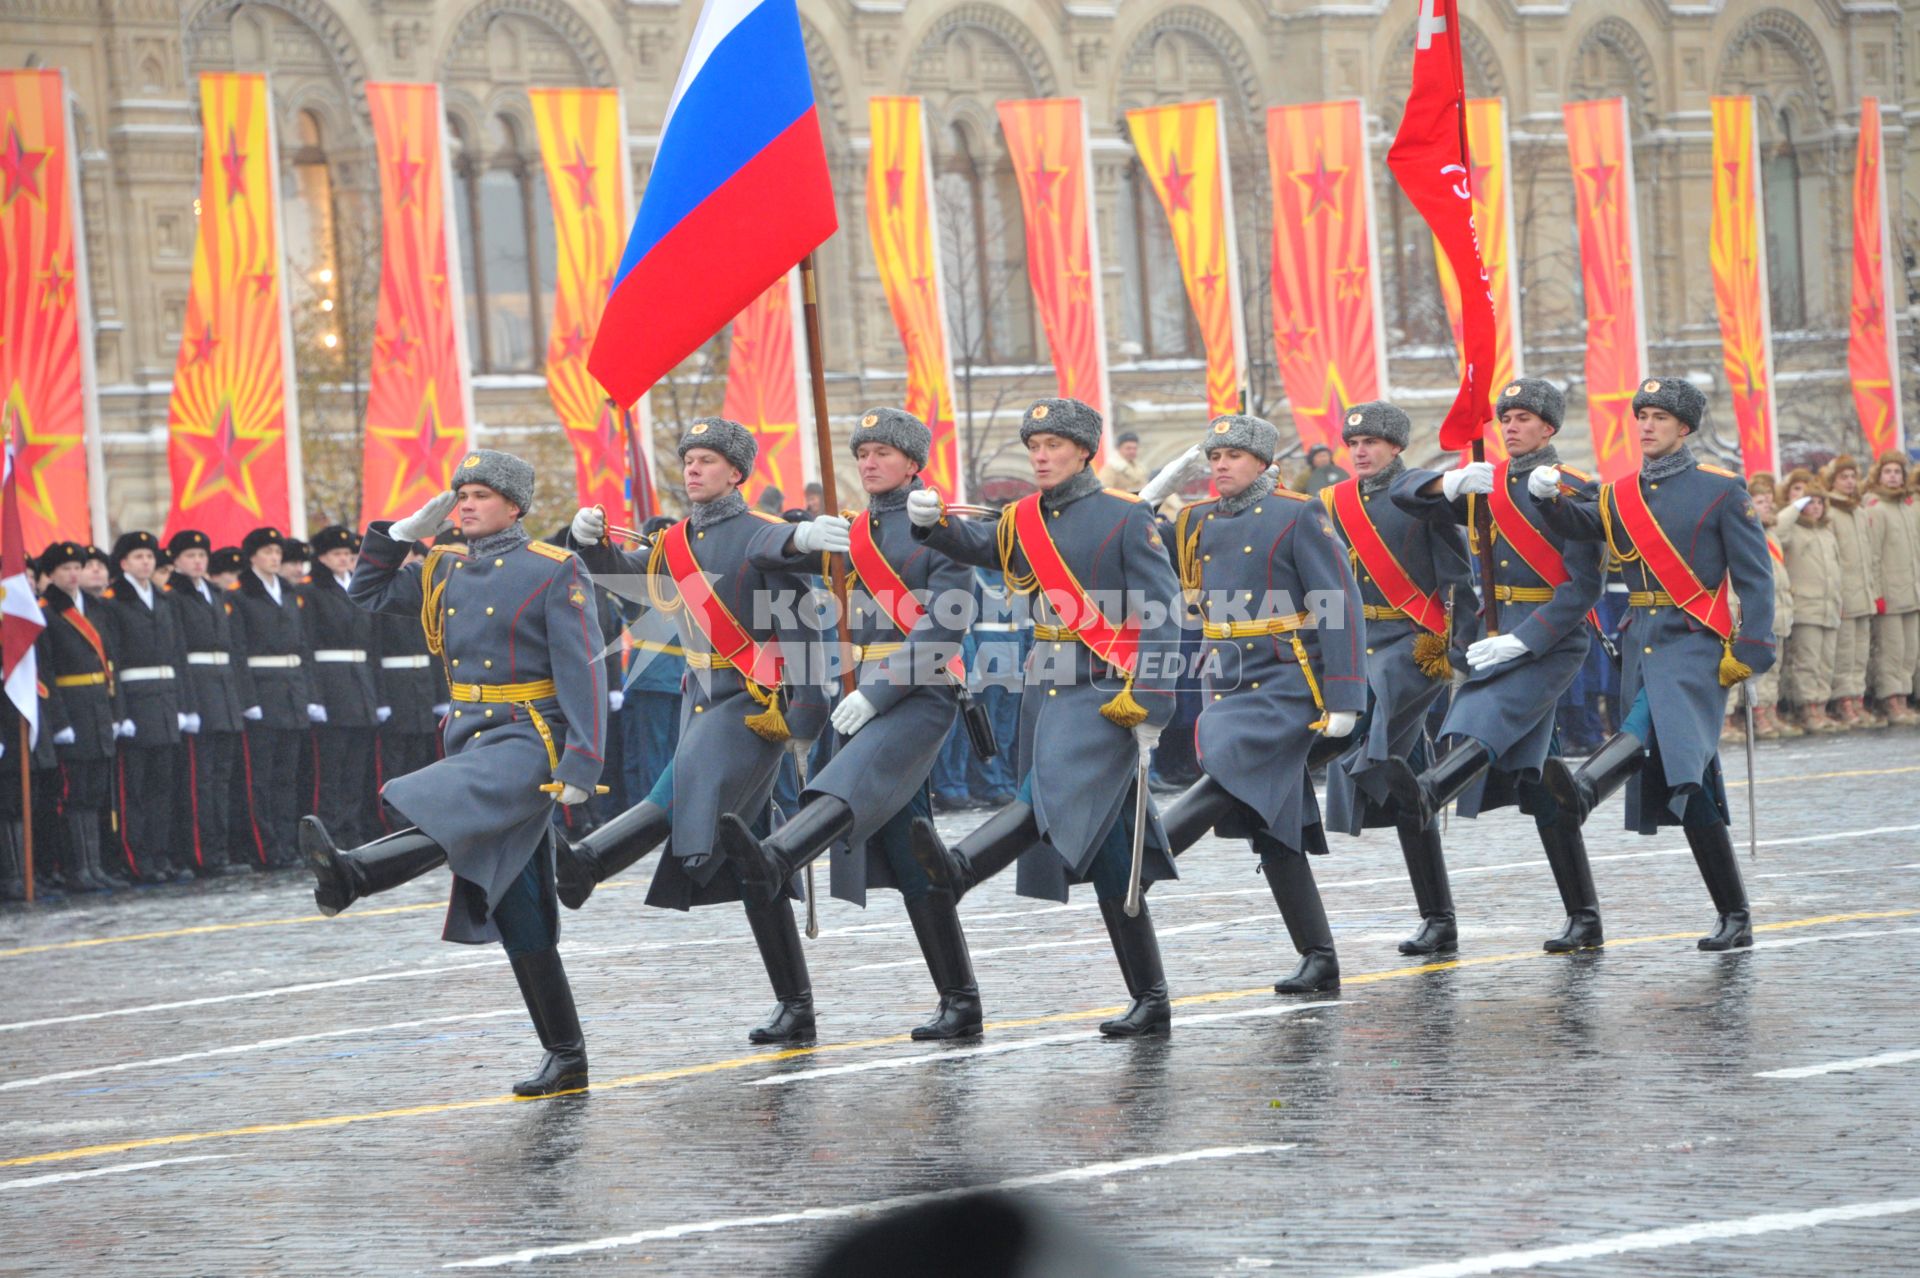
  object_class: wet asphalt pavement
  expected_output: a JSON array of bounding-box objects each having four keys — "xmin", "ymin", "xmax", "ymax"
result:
[{"xmin": 1, "ymin": 729, "xmax": 1916, "ymax": 1276}]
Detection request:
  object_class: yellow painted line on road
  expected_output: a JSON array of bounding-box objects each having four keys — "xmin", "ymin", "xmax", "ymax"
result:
[
  {"xmin": 4, "ymin": 906, "xmax": 1910, "ymax": 1171},
  {"xmin": 1725, "ymin": 763, "xmax": 1920, "ymax": 788}
]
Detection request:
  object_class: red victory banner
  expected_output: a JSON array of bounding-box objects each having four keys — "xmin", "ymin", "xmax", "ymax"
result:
[
  {"xmin": 1563, "ymin": 98, "xmax": 1647, "ymax": 482},
  {"xmin": 531, "ymin": 87, "xmax": 647, "ymax": 518},
  {"xmin": 360, "ymin": 83, "xmax": 472, "ymax": 526},
  {"xmin": 1126, "ymin": 100, "xmax": 1248, "ymax": 418},
  {"xmin": 1849, "ymin": 98, "xmax": 1903, "ymax": 457},
  {"xmin": 1710, "ymin": 95, "xmax": 1778, "ymax": 476},
  {"xmin": 997, "ymin": 98, "xmax": 1112, "ymax": 453},
  {"xmin": 164, "ymin": 72, "xmax": 300, "ymax": 545},
  {"xmin": 1264, "ymin": 100, "xmax": 1387, "ymax": 458},
  {"xmin": 0, "ymin": 68, "xmax": 101, "ymax": 549},
  {"xmin": 721, "ymin": 269, "xmax": 814, "ymax": 506},
  {"xmin": 1434, "ymin": 97, "xmax": 1519, "ymax": 461},
  {"xmin": 868, "ymin": 96, "xmax": 964, "ymax": 499}
]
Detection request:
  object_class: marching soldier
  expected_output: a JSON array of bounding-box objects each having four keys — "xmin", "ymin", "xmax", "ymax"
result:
[
  {"xmin": 307, "ymin": 525, "xmax": 383, "ymax": 845},
  {"xmin": 168, "ymin": 529, "xmax": 251, "ymax": 875},
  {"xmin": 373, "ymin": 538, "xmax": 446, "ymax": 798},
  {"xmin": 1381, "ymin": 378, "xmax": 1608, "ymax": 952},
  {"xmin": 1151, "ymin": 414, "xmax": 1366, "ymax": 994},
  {"xmin": 37, "ymin": 541, "xmax": 125, "ymax": 892},
  {"xmin": 99, "ymin": 530, "xmax": 193, "ymax": 884},
  {"xmin": 228, "ymin": 526, "xmax": 314, "ymax": 868},
  {"xmin": 905, "ymin": 397, "xmax": 1184, "ymax": 1038},
  {"xmin": 562, "ymin": 418, "xmax": 837, "ymax": 1044},
  {"xmin": 714, "ymin": 407, "xmax": 984, "ymax": 1041},
  {"xmin": 1317, "ymin": 402, "xmax": 1475, "ymax": 955},
  {"xmin": 303, "ymin": 449, "xmax": 608, "ymax": 1095},
  {"xmin": 1532, "ymin": 377, "xmax": 1776, "ymax": 950}
]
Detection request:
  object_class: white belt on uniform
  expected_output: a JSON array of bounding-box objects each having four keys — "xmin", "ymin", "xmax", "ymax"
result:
[
  {"xmin": 186, "ymin": 651, "xmax": 229, "ymax": 666},
  {"xmin": 380, "ymin": 655, "xmax": 431, "ymax": 670},
  {"xmin": 312, "ymin": 649, "xmax": 367, "ymax": 663},
  {"xmin": 248, "ymin": 654, "xmax": 302, "ymax": 669},
  {"xmin": 973, "ymin": 623, "xmax": 1024, "ymax": 633},
  {"xmin": 118, "ymin": 665, "xmax": 177, "ymax": 682}
]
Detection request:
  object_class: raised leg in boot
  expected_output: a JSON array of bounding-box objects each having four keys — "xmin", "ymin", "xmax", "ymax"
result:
[
  {"xmin": 1380, "ymin": 739, "xmax": 1494, "ymax": 830},
  {"xmin": 1158, "ymin": 775, "xmax": 1240, "ymax": 856},
  {"xmin": 1538, "ymin": 813, "xmax": 1604, "ymax": 952},
  {"xmin": 1261, "ymin": 841, "xmax": 1340, "ymax": 993},
  {"xmin": 1395, "ymin": 819, "xmax": 1457, "ymax": 956},
  {"xmin": 1542, "ymin": 731, "xmax": 1645, "ymax": 827},
  {"xmin": 301, "ymin": 816, "xmax": 447, "ymax": 917},
  {"xmin": 719, "ymin": 798, "xmax": 854, "ymax": 905},
  {"xmin": 507, "ymin": 948, "xmax": 589, "ymax": 1096},
  {"xmin": 902, "ymin": 890, "xmax": 983, "ymax": 1040},
  {"xmin": 1096, "ymin": 897, "xmax": 1171, "ymax": 1037},
  {"xmin": 1687, "ymin": 821, "xmax": 1752, "ymax": 951},
  {"xmin": 556, "ymin": 799, "xmax": 670, "ymax": 910},
  {"xmin": 909, "ymin": 799, "xmax": 1038, "ymax": 899},
  {"xmin": 743, "ymin": 895, "xmax": 816, "ymax": 1044}
]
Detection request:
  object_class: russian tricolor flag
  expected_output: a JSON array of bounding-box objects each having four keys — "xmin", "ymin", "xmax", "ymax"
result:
[{"xmin": 589, "ymin": 0, "xmax": 838, "ymax": 407}]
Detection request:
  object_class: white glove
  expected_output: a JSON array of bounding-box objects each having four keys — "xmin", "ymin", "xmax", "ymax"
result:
[
  {"xmin": 1319, "ymin": 710, "xmax": 1359, "ymax": 738},
  {"xmin": 117, "ymin": 719, "xmax": 136, "ymax": 739},
  {"xmin": 390, "ymin": 490, "xmax": 458, "ymax": 542},
  {"xmin": 432, "ymin": 703, "xmax": 449, "ymax": 719},
  {"xmin": 1466, "ymin": 633, "xmax": 1529, "ymax": 672},
  {"xmin": 177, "ymin": 712, "xmax": 190, "ymax": 733},
  {"xmin": 553, "ymin": 782, "xmax": 591, "ymax": 807},
  {"xmin": 608, "ymin": 689, "xmax": 625, "ymax": 713},
  {"xmin": 243, "ymin": 705, "xmax": 263, "ymax": 722},
  {"xmin": 907, "ymin": 489, "xmax": 944, "ymax": 527},
  {"xmin": 1133, "ymin": 722, "xmax": 1163, "ymax": 754},
  {"xmin": 376, "ymin": 706, "xmax": 392, "ymax": 724},
  {"xmin": 830, "ymin": 690, "xmax": 878, "ymax": 737},
  {"xmin": 1527, "ymin": 466, "xmax": 1563, "ymax": 501},
  {"xmin": 1441, "ymin": 461, "xmax": 1496, "ymax": 501},
  {"xmin": 184, "ymin": 713, "xmax": 202, "ymax": 734},
  {"xmin": 791, "ymin": 514, "xmax": 852, "ymax": 555},
  {"xmin": 54, "ymin": 726, "xmax": 76, "ymax": 746},
  {"xmin": 1786, "ymin": 495, "xmax": 1814, "ymax": 515},
  {"xmin": 1139, "ymin": 442, "xmax": 1206, "ymax": 506},
  {"xmin": 570, "ymin": 505, "xmax": 607, "ymax": 547},
  {"xmin": 306, "ymin": 703, "xmax": 328, "ymax": 724}
]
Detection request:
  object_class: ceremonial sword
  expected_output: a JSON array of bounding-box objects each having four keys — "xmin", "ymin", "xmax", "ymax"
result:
[
  {"xmin": 1739, "ymin": 677, "xmax": 1759, "ymax": 860},
  {"xmin": 1123, "ymin": 739, "xmax": 1151, "ymax": 918}
]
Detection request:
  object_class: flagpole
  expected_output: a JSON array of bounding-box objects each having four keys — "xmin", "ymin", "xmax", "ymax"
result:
[
  {"xmin": 18, "ymin": 715, "xmax": 30, "ymax": 904},
  {"xmin": 1448, "ymin": 18, "xmax": 1500, "ymax": 636},
  {"xmin": 798, "ymin": 253, "xmax": 857, "ymax": 701}
]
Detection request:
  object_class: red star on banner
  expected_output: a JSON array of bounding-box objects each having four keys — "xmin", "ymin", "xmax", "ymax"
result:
[
  {"xmin": 174, "ymin": 399, "xmax": 273, "ymax": 516},
  {"xmin": 391, "ymin": 142, "xmax": 422, "ymax": 205},
  {"xmin": 374, "ymin": 321, "xmax": 419, "ymax": 375},
  {"xmin": 577, "ymin": 401, "xmax": 627, "ymax": 495},
  {"xmin": 1578, "ymin": 161, "xmax": 1616, "ymax": 209},
  {"xmin": 373, "ymin": 383, "xmax": 458, "ymax": 511},
  {"xmin": 1162, "ymin": 155, "xmax": 1194, "ymax": 214},
  {"xmin": 220, "ymin": 127, "xmax": 248, "ymax": 203},
  {"xmin": 187, "ymin": 324, "xmax": 219, "ymax": 365},
  {"xmin": 1272, "ymin": 317, "xmax": 1318, "ymax": 358},
  {"xmin": 884, "ymin": 165, "xmax": 906, "ymax": 210},
  {"xmin": 38, "ymin": 259, "xmax": 73, "ymax": 310},
  {"xmin": 1030, "ymin": 159, "xmax": 1064, "ymax": 212},
  {"xmin": 1332, "ymin": 260, "xmax": 1369, "ymax": 300},
  {"xmin": 562, "ymin": 144, "xmax": 596, "ymax": 208},
  {"xmin": 250, "ymin": 269, "xmax": 274, "ymax": 296},
  {"xmin": 0, "ymin": 120, "xmax": 48, "ymax": 208},
  {"xmin": 1721, "ymin": 158, "xmax": 1743, "ymax": 196},
  {"xmin": 1854, "ymin": 296, "xmax": 1885, "ymax": 335},
  {"xmin": 1293, "ymin": 363, "xmax": 1357, "ymax": 446},
  {"xmin": 2, "ymin": 384, "xmax": 81, "ymax": 526},
  {"xmin": 554, "ymin": 325, "xmax": 590, "ymax": 362},
  {"xmin": 1196, "ymin": 271, "xmax": 1220, "ymax": 294},
  {"xmin": 1290, "ymin": 148, "xmax": 1347, "ymax": 220},
  {"xmin": 1065, "ymin": 267, "xmax": 1092, "ymax": 302}
]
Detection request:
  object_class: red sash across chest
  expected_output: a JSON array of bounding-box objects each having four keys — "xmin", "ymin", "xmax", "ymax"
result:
[
  {"xmin": 1326, "ymin": 480, "xmax": 1447, "ymax": 634},
  {"xmin": 848, "ymin": 511, "xmax": 962, "ymax": 679},
  {"xmin": 1488, "ymin": 462, "xmax": 1569, "ymax": 587},
  {"xmin": 1606, "ymin": 476, "xmax": 1734, "ymax": 639},
  {"xmin": 1011, "ymin": 493, "xmax": 1137, "ymax": 675},
  {"xmin": 659, "ymin": 520, "xmax": 784, "ymax": 688}
]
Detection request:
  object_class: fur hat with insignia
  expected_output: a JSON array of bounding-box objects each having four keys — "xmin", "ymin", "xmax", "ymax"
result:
[
  {"xmin": 109, "ymin": 530, "xmax": 159, "ymax": 565},
  {"xmin": 310, "ymin": 524, "xmax": 359, "ymax": 556},
  {"xmin": 280, "ymin": 537, "xmax": 310, "ymax": 564},
  {"xmin": 678, "ymin": 417, "xmax": 757, "ymax": 481},
  {"xmin": 1340, "ymin": 400, "xmax": 1412, "ymax": 450},
  {"xmin": 1019, "ymin": 397, "xmax": 1103, "ymax": 455},
  {"xmin": 240, "ymin": 526, "xmax": 285, "ymax": 559},
  {"xmin": 209, "ymin": 547, "xmax": 244, "ymax": 575},
  {"xmin": 37, "ymin": 540, "xmax": 86, "ymax": 572},
  {"xmin": 1495, "ymin": 377, "xmax": 1565, "ymax": 432},
  {"xmin": 166, "ymin": 529, "xmax": 211, "ymax": 558},
  {"xmin": 1203, "ymin": 413, "xmax": 1281, "ymax": 466},
  {"xmin": 455, "ymin": 448, "xmax": 536, "ymax": 516},
  {"xmin": 1631, "ymin": 376, "xmax": 1706, "ymax": 432},
  {"xmin": 850, "ymin": 406, "xmax": 931, "ymax": 468},
  {"xmin": 82, "ymin": 543, "xmax": 108, "ymax": 566}
]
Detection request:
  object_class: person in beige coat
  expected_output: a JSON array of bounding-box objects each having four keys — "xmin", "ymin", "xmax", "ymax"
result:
[
  {"xmin": 1774, "ymin": 484, "xmax": 1843, "ymax": 733},
  {"xmin": 1864, "ymin": 451, "xmax": 1920, "ymax": 725},
  {"xmin": 1735, "ymin": 476, "xmax": 1798, "ymax": 741},
  {"xmin": 1820, "ymin": 455, "xmax": 1883, "ymax": 727}
]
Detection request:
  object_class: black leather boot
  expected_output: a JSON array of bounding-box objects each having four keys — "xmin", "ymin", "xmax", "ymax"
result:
[
  {"xmin": 1395, "ymin": 818, "xmax": 1458, "ymax": 955},
  {"xmin": 903, "ymin": 891, "xmax": 983, "ymax": 1040},
  {"xmin": 744, "ymin": 897, "xmax": 816, "ymax": 1043},
  {"xmin": 556, "ymin": 800, "xmax": 670, "ymax": 910},
  {"xmin": 1159, "ymin": 776, "xmax": 1240, "ymax": 856},
  {"xmin": 302, "ymin": 817, "xmax": 447, "ymax": 917},
  {"xmin": 909, "ymin": 801, "xmax": 1038, "ymax": 900},
  {"xmin": 62, "ymin": 815, "xmax": 105, "ymax": 892},
  {"xmin": 1540, "ymin": 816, "xmax": 1604, "ymax": 952},
  {"xmin": 0, "ymin": 821, "xmax": 24, "ymax": 902},
  {"xmin": 1264, "ymin": 849, "xmax": 1340, "ymax": 993},
  {"xmin": 1687, "ymin": 822, "xmax": 1752, "ymax": 951},
  {"xmin": 719, "ymin": 798, "xmax": 855, "ymax": 905},
  {"xmin": 507, "ymin": 948, "xmax": 589, "ymax": 1097},
  {"xmin": 1380, "ymin": 740, "xmax": 1493, "ymax": 830},
  {"xmin": 1096, "ymin": 898, "xmax": 1171, "ymax": 1037},
  {"xmin": 1542, "ymin": 731, "xmax": 1645, "ymax": 827}
]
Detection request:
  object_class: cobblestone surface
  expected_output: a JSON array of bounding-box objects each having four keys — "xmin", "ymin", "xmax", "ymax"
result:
[{"xmin": 1, "ymin": 731, "xmax": 1916, "ymax": 1276}]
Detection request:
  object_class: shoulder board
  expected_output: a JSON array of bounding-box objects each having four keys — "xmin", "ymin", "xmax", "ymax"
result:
[
  {"xmin": 1103, "ymin": 487, "xmax": 1143, "ymax": 503},
  {"xmin": 525, "ymin": 540, "xmax": 572, "ymax": 562},
  {"xmin": 1698, "ymin": 464, "xmax": 1738, "ymax": 480},
  {"xmin": 751, "ymin": 511, "xmax": 787, "ymax": 524},
  {"xmin": 1271, "ymin": 489, "xmax": 1308, "ymax": 502},
  {"xmin": 1560, "ymin": 466, "xmax": 1591, "ymax": 483}
]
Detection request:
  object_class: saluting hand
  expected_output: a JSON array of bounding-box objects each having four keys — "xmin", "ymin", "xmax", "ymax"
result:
[{"xmin": 391, "ymin": 490, "xmax": 458, "ymax": 542}]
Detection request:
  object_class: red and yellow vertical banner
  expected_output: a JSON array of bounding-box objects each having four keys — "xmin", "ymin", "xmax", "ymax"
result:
[
  {"xmin": 721, "ymin": 269, "xmax": 814, "ymax": 506},
  {"xmin": 360, "ymin": 83, "xmax": 471, "ymax": 527},
  {"xmin": 868, "ymin": 96, "xmax": 963, "ymax": 499},
  {"xmin": 998, "ymin": 98, "xmax": 1112, "ymax": 453},
  {"xmin": 1563, "ymin": 98, "xmax": 1646, "ymax": 482},
  {"xmin": 1435, "ymin": 98, "xmax": 1519, "ymax": 461},
  {"xmin": 0, "ymin": 68, "xmax": 98, "ymax": 548},
  {"xmin": 164, "ymin": 72, "xmax": 298, "ymax": 545},
  {"xmin": 1710, "ymin": 95, "xmax": 1777, "ymax": 477},
  {"xmin": 1849, "ymin": 98, "xmax": 1903, "ymax": 458},
  {"xmin": 1126, "ymin": 100, "xmax": 1247, "ymax": 419},
  {"xmin": 531, "ymin": 87, "xmax": 640, "ymax": 518},
  {"xmin": 1264, "ymin": 100, "xmax": 1385, "ymax": 458}
]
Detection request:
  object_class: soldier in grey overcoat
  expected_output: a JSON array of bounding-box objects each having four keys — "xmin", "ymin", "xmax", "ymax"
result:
[
  {"xmin": 1381, "ymin": 378, "xmax": 1609, "ymax": 952},
  {"xmin": 905, "ymin": 397, "xmax": 1184, "ymax": 1038},
  {"xmin": 1319, "ymin": 402, "xmax": 1476, "ymax": 955},
  {"xmin": 302, "ymin": 449, "xmax": 608, "ymax": 1097},
  {"xmin": 1152, "ymin": 414, "xmax": 1367, "ymax": 995},
  {"xmin": 1531, "ymin": 376, "xmax": 1777, "ymax": 950}
]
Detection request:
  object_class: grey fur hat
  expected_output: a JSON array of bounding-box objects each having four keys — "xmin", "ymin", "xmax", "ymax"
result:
[
  {"xmin": 850, "ymin": 406, "xmax": 931, "ymax": 468},
  {"xmin": 678, "ymin": 417, "xmax": 757, "ymax": 479},
  {"xmin": 1495, "ymin": 377, "xmax": 1565, "ymax": 432},
  {"xmin": 1340, "ymin": 400, "xmax": 1411, "ymax": 450},
  {"xmin": 1203, "ymin": 413, "xmax": 1281, "ymax": 465},
  {"xmin": 454, "ymin": 448, "xmax": 536, "ymax": 515},
  {"xmin": 1019, "ymin": 397, "xmax": 1103, "ymax": 454},
  {"xmin": 1631, "ymin": 376, "xmax": 1706, "ymax": 432}
]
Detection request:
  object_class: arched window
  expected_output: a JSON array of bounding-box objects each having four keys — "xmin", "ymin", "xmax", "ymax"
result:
[
  {"xmin": 1119, "ymin": 157, "xmax": 1199, "ymax": 359},
  {"xmin": 1763, "ymin": 109, "xmax": 1807, "ymax": 329},
  {"xmin": 932, "ymin": 119, "xmax": 1034, "ymax": 366},
  {"xmin": 285, "ymin": 109, "xmax": 338, "ymax": 310},
  {"xmin": 452, "ymin": 111, "xmax": 554, "ymax": 373}
]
